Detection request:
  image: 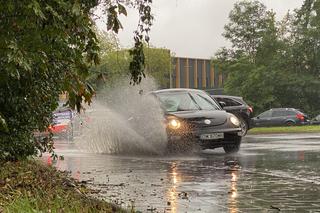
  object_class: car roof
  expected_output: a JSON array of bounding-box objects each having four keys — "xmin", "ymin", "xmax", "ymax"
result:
[
  {"xmin": 270, "ymin": 108, "xmax": 297, "ymax": 111},
  {"xmin": 211, "ymin": 95, "xmax": 243, "ymax": 100},
  {"xmin": 152, "ymin": 88, "xmax": 205, "ymax": 94}
]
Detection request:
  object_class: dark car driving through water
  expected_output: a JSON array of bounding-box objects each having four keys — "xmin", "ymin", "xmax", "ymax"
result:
[{"xmin": 151, "ymin": 89, "xmax": 242, "ymax": 153}]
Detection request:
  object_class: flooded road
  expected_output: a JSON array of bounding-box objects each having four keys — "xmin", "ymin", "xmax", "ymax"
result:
[{"xmin": 44, "ymin": 134, "xmax": 320, "ymax": 212}]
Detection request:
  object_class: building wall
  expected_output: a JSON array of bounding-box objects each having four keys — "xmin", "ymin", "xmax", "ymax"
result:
[{"xmin": 171, "ymin": 57, "xmax": 224, "ymax": 90}]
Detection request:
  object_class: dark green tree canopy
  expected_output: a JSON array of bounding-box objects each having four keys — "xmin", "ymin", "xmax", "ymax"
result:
[
  {"xmin": 213, "ymin": 0, "xmax": 320, "ymax": 116},
  {"xmin": 223, "ymin": 0, "xmax": 275, "ymax": 61}
]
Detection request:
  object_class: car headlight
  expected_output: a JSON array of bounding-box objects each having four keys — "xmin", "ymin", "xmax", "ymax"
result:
[
  {"xmin": 230, "ymin": 115, "xmax": 240, "ymax": 126},
  {"xmin": 168, "ymin": 119, "xmax": 181, "ymax": 130}
]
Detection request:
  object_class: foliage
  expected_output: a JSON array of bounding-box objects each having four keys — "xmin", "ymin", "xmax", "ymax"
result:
[
  {"xmin": 0, "ymin": 0, "xmax": 153, "ymax": 161},
  {"xmin": 0, "ymin": 160, "xmax": 125, "ymax": 212},
  {"xmin": 248, "ymin": 125, "xmax": 320, "ymax": 135},
  {"xmin": 223, "ymin": 1, "xmax": 275, "ymax": 61},
  {"xmin": 90, "ymin": 45, "xmax": 172, "ymax": 89},
  {"xmin": 213, "ymin": 0, "xmax": 320, "ymax": 116},
  {"xmin": 144, "ymin": 47, "xmax": 171, "ymax": 88}
]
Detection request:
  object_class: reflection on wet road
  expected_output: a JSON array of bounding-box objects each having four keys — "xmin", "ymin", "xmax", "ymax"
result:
[{"xmin": 44, "ymin": 134, "xmax": 320, "ymax": 212}]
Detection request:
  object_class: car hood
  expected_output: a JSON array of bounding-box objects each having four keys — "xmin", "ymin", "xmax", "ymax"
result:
[{"xmin": 166, "ymin": 110, "xmax": 228, "ymax": 126}]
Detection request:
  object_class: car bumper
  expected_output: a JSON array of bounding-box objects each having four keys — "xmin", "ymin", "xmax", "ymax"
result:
[{"xmin": 168, "ymin": 127, "xmax": 241, "ymax": 148}]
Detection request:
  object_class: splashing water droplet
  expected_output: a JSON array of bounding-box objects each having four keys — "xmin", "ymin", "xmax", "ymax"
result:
[{"xmin": 76, "ymin": 77, "xmax": 168, "ymax": 155}]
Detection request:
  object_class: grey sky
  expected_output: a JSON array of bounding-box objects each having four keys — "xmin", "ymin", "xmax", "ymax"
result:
[{"xmin": 97, "ymin": 0, "xmax": 304, "ymax": 59}]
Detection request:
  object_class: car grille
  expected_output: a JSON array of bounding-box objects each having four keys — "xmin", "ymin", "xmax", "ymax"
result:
[{"xmin": 186, "ymin": 118, "xmax": 224, "ymax": 130}]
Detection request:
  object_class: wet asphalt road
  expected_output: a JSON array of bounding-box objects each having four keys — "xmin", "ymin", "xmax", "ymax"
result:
[{"xmin": 44, "ymin": 134, "xmax": 320, "ymax": 213}]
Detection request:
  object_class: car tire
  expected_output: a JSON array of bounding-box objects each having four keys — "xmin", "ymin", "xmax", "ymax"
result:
[
  {"xmin": 238, "ymin": 116, "xmax": 248, "ymax": 136},
  {"xmin": 223, "ymin": 135, "xmax": 241, "ymax": 153}
]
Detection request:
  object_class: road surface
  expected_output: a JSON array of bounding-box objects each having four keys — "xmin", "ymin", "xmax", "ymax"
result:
[{"xmin": 44, "ymin": 133, "xmax": 320, "ymax": 212}]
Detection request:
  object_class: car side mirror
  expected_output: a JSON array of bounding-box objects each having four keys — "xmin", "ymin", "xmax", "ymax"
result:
[{"xmin": 219, "ymin": 101, "xmax": 226, "ymax": 108}]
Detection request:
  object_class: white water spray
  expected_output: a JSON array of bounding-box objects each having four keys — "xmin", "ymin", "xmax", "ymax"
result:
[{"xmin": 77, "ymin": 77, "xmax": 168, "ymax": 155}]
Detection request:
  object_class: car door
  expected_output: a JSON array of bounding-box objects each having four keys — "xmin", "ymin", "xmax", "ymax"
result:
[
  {"xmin": 254, "ymin": 110, "xmax": 272, "ymax": 127},
  {"xmin": 269, "ymin": 110, "xmax": 286, "ymax": 126}
]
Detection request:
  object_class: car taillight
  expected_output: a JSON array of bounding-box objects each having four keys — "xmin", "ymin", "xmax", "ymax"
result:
[{"xmin": 296, "ymin": 113, "xmax": 304, "ymax": 121}]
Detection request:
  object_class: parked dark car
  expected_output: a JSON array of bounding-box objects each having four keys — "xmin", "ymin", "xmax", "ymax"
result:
[
  {"xmin": 252, "ymin": 108, "xmax": 309, "ymax": 127},
  {"xmin": 211, "ymin": 95, "xmax": 253, "ymax": 136},
  {"xmin": 151, "ymin": 89, "xmax": 242, "ymax": 153}
]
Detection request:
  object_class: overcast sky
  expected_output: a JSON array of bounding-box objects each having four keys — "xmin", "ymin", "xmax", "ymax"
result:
[{"xmin": 97, "ymin": 0, "xmax": 304, "ymax": 59}]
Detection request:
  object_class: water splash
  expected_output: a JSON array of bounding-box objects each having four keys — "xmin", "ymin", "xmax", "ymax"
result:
[{"xmin": 77, "ymin": 77, "xmax": 168, "ymax": 155}]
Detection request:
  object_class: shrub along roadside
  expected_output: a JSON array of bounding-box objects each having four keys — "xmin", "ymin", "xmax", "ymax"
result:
[
  {"xmin": 0, "ymin": 160, "xmax": 124, "ymax": 213},
  {"xmin": 248, "ymin": 125, "xmax": 320, "ymax": 135}
]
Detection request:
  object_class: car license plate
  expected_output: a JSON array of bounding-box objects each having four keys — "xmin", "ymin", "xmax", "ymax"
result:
[{"xmin": 200, "ymin": 133, "xmax": 224, "ymax": 140}]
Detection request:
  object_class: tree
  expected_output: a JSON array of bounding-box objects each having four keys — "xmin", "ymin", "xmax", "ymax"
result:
[
  {"xmin": 291, "ymin": 0, "xmax": 320, "ymax": 76},
  {"xmin": 144, "ymin": 47, "xmax": 171, "ymax": 88},
  {"xmin": 213, "ymin": 0, "xmax": 320, "ymax": 116},
  {"xmin": 90, "ymin": 45, "xmax": 171, "ymax": 89},
  {"xmin": 213, "ymin": 0, "xmax": 280, "ymax": 112},
  {"xmin": 0, "ymin": 0, "xmax": 153, "ymax": 161},
  {"xmin": 286, "ymin": 0, "xmax": 320, "ymax": 114},
  {"xmin": 223, "ymin": 1, "xmax": 275, "ymax": 62}
]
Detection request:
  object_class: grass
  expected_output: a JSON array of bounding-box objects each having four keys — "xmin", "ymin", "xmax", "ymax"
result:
[
  {"xmin": 248, "ymin": 125, "xmax": 320, "ymax": 135},
  {"xmin": 0, "ymin": 159, "xmax": 125, "ymax": 213}
]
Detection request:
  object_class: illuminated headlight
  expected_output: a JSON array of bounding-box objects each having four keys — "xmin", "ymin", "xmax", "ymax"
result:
[
  {"xmin": 168, "ymin": 119, "xmax": 181, "ymax": 130},
  {"xmin": 230, "ymin": 115, "xmax": 240, "ymax": 126}
]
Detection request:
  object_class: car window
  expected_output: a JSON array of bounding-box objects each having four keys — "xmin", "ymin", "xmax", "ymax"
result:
[
  {"xmin": 284, "ymin": 111, "xmax": 296, "ymax": 116},
  {"xmin": 191, "ymin": 92, "xmax": 221, "ymax": 110},
  {"xmin": 272, "ymin": 110, "xmax": 286, "ymax": 117},
  {"xmin": 215, "ymin": 97, "xmax": 222, "ymax": 102},
  {"xmin": 156, "ymin": 92, "xmax": 199, "ymax": 112},
  {"xmin": 221, "ymin": 98, "xmax": 242, "ymax": 107},
  {"xmin": 259, "ymin": 110, "xmax": 272, "ymax": 118}
]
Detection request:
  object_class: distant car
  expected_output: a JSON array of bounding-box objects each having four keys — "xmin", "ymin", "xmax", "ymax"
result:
[
  {"xmin": 211, "ymin": 95, "xmax": 253, "ymax": 136},
  {"xmin": 311, "ymin": 114, "xmax": 320, "ymax": 125},
  {"xmin": 151, "ymin": 89, "xmax": 242, "ymax": 153},
  {"xmin": 51, "ymin": 108, "xmax": 73, "ymax": 134},
  {"xmin": 252, "ymin": 108, "xmax": 309, "ymax": 127},
  {"xmin": 33, "ymin": 107, "xmax": 74, "ymax": 140}
]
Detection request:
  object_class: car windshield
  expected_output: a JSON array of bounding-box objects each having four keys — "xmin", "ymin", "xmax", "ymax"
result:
[{"xmin": 156, "ymin": 91, "xmax": 220, "ymax": 112}]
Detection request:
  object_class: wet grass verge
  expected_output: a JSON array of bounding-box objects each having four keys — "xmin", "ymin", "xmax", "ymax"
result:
[
  {"xmin": 0, "ymin": 159, "xmax": 124, "ymax": 212},
  {"xmin": 248, "ymin": 125, "xmax": 320, "ymax": 135}
]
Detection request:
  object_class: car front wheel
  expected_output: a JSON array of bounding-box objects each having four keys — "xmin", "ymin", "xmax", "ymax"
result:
[
  {"xmin": 223, "ymin": 135, "xmax": 242, "ymax": 153},
  {"xmin": 238, "ymin": 117, "xmax": 248, "ymax": 136}
]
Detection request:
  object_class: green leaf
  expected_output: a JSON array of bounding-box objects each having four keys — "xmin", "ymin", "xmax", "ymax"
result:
[
  {"xmin": 28, "ymin": 0, "xmax": 46, "ymax": 20},
  {"xmin": 72, "ymin": 0, "xmax": 81, "ymax": 15},
  {"xmin": 118, "ymin": 4, "xmax": 127, "ymax": 16},
  {"xmin": 0, "ymin": 114, "xmax": 8, "ymax": 133}
]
